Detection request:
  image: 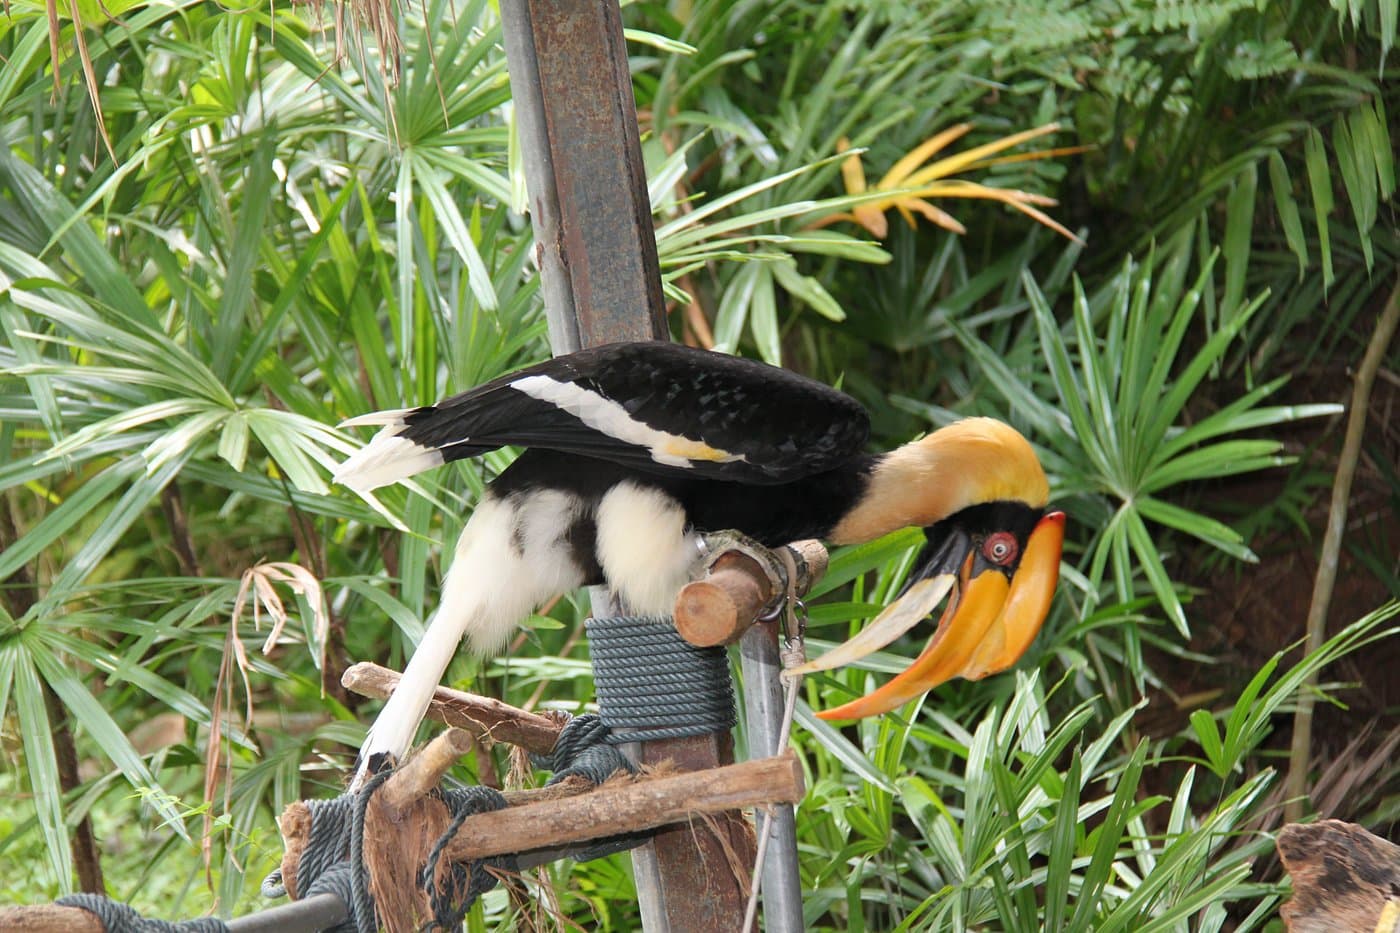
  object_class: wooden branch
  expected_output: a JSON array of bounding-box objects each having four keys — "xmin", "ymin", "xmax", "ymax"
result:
[
  {"xmin": 380, "ymin": 726, "xmax": 600, "ymax": 816},
  {"xmin": 1279, "ymin": 820, "xmax": 1400, "ymax": 932},
  {"xmin": 378, "ymin": 728, "xmax": 476, "ymax": 818},
  {"xmin": 1285, "ymin": 277, "xmax": 1400, "ymax": 823},
  {"xmin": 674, "ymin": 539, "xmax": 827, "ymax": 647},
  {"xmin": 0, "ymin": 905, "xmax": 104, "ymax": 932},
  {"xmin": 445, "ymin": 751, "xmax": 804, "ymax": 861},
  {"xmin": 341, "ymin": 662, "xmax": 563, "ymax": 754},
  {"xmin": 277, "ymin": 761, "xmax": 597, "ymax": 901}
]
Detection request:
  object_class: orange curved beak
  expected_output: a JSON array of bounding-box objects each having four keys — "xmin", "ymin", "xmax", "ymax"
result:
[{"xmin": 816, "ymin": 511, "xmax": 1065, "ymax": 721}]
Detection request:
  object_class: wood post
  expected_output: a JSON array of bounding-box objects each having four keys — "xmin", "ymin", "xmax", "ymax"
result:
[
  {"xmin": 1279, "ymin": 820, "xmax": 1400, "ymax": 933},
  {"xmin": 498, "ymin": 0, "xmax": 668, "ymax": 354},
  {"xmin": 497, "ymin": 2, "xmax": 771, "ymax": 929}
]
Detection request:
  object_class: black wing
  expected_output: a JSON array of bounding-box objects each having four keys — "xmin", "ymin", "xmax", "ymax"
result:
[{"xmin": 398, "ymin": 342, "xmax": 870, "ymax": 484}]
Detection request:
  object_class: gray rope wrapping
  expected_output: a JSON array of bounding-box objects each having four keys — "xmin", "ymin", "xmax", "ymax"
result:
[
  {"xmin": 257, "ymin": 768, "xmax": 508, "ymax": 933},
  {"xmin": 586, "ymin": 615, "xmax": 736, "ymax": 743},
  {"xmin": 55, "ymin": 894, "xmax": 229, "ymax": 932},
  {"xmin": 258, "ymin": 767, "xmax": 390, "ymax": 933}
]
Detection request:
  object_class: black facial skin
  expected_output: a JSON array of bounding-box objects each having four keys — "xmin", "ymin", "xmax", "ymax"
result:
[{"xmin": 908, "ymin": 500, "xmax": 1046, "ymax": 587}]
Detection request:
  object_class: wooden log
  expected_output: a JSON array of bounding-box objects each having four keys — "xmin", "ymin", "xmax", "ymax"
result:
[
  {"xmin": 0, "ymin": 897, "xmax": 355, "ymax": 933},
  {"xmin": 1279, "ymin": 820, "xmax": 1400, "ymax": 933},
  {"xmin": 276, "ymin": 773, "xmax": 599, "ymax": 900},
  {"xmin": 445, "ymin": 751, "xmax": 804, "ymax": 861},
  {"xmin": 341, "ymin": 662, "xmax": 562, "ymax": 754},
  {"xmin": 0, "ymin": 904, "xmax": 104, "ymax": 932},
  {"xmin": 364, "ymin": 777, "xmax": 452, "ymax": 932},
  {"xmin": 378, "ymin": 727, "xmax": 476, "ymax": 817},
  {"xmin": 362, "ymin": 728, "xmax": 592, "ymax": 933},
  {"xmin": 674, "ymin": 539, "xmax": 828, "ymax": 648}
]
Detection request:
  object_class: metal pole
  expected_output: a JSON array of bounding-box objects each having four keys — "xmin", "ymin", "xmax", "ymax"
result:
[
  {"xmin": 498, "ymin": 4, "xmax": 758, "ymax": 930},
  {"xmin": 740, "ymin": 624, "xmax": 806, "ymax": 933},
  {"xmin": 498, "ymin": 0, "xmax": 667, "ymax": 354},
  {"xmin": 227, "ymin": 893, "xmax": 347, "ymax": 933}
]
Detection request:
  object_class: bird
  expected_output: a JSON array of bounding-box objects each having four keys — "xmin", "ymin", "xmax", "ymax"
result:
[{"xmin": 335, "ymin": 341, "xmax": 1063, "ymax": 782}]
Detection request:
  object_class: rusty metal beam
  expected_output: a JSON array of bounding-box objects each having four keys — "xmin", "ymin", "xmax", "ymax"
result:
[
  {"xmin": 499, "ymin": 3, "xmax": 757, "ymax": 930},
  {"xmin": 499, "ymin": 0, "xmax": 668, "ymax": 353}
]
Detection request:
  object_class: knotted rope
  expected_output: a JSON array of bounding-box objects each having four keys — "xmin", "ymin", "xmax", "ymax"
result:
[
  {"xmin": 254, "ymin": 709, "xmax": 631, "ymax": 931},
  {"xmin": 417, "ymin": 786, "xmax": 512, "ymax": 932},
  {"xmin": 531, "ymin": 711, "xmax": 635, "ymax": 785},
  {"xmin": 254, "ymin": 768, "xmax": 395, "ymax": 932},
  {"xmin": 257, "ymin": 766, "xmax": 506, "ymax": 932}
]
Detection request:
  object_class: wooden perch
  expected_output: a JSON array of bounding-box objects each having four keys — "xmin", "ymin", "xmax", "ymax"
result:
[
  {"xmin": 674, "ymin": 539, "xmax": 827, "ymax": 647},
  {"xmin": 0, "ymin": 905, "xmax": 104, "ymax": 932},
  {"xmin": 378, "ymin": 727, "xmax": 477, "ymax": 817},
  {"xmin": 273, "ymin": 751, "xmax": 800, "ymax": 933},
  {"xmin": 341, "ymin": 661, "xmax": 563, "ymax": 754},
  {"xmin": 1279, "ymin": 820, "xmax": 1400, "ymax": 932},
  {"xmin": 444, "ymin": 750, "xmax": 804, "ymax": 861},
  {"xmin": 379, "ymin": 727, "xmax": 596, "ymax": 817}
]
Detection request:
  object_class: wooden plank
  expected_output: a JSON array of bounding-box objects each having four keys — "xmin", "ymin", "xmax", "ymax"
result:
[
  {"xmin": 674, "ymin": 539, "xmax": 827, "ymax": 647},
  {"xmin": 446, "ymin": 752, "xmax": 803, "ymax": 861}
]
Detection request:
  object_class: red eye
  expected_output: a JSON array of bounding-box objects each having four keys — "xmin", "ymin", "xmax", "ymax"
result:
[{"xmin": 983, "ymin": 532, "xmax": 1018, "ymax": 566}]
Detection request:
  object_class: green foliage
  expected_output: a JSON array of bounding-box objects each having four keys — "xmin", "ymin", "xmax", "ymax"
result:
[
  {"xmin": 963, "ymin": 242, "xmax": 1341, "ymax": 636},
  {"xmin": 786, "ymin": 603, "xmax": 1399, "ymax": 931},
  {"xmin": 1, "ymin": 0, "xmax": 1397, "ymax": 926}
]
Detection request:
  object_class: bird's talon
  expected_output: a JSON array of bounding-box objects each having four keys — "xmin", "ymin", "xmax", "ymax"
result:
[
  {"xmin": 696, "ymin": 530, "xmax": 788, "ymax": 593},
  {"xmin": 366, "ymin": 750, "xmax": 397, "ymax": 776}
]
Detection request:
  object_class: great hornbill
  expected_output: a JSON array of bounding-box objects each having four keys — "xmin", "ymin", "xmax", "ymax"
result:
[{"xmin": 336, "ymin": 342, "xmax": 1063, "ymax": 780}]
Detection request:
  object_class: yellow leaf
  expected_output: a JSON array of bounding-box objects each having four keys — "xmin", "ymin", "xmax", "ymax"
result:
[
  {"xmin": 853, "ymin": 204, "xmax": 889, "ymax": 238},
  {"xmin": 880, "ymin": 123, "xmax": 974, "ymax": 187},
  {"xmin": 809, "ymin": 121, "xmax": 1079, "ymax": 242},
  {"xmin": 903, "ymin": 200, "xmax": 967, "ymax": 234},
  {"xmin": 838, "ymin": 138, "xmax": 868, "ymax": 195},
  {"xmin": 905, "ymin": 123, "xmax": 1062, "ymax": 187}
]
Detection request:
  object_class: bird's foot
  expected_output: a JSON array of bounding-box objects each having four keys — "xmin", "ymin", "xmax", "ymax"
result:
[
  {"xmin": 694, "ymin": 530, "xmax": 791, "ymax": 618},
  {"xmin": 349, "ymin": 750, "xmax": 399, "ymax": 792}
]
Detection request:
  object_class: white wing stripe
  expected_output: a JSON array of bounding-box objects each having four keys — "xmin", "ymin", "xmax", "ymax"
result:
[{"xmin": 510, "ymin": 374, "xmax": 744, "ymax": 468}]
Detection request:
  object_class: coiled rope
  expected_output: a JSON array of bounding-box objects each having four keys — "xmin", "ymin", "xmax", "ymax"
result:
[{"xmin": 585, "ymin": 614, "xmax": 736, "ymax": 743}]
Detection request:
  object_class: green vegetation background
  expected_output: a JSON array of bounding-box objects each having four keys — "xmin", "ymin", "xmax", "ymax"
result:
[{"xmin": 0, "ymin": 0, "xmax": 1397, "ymax": 928}]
